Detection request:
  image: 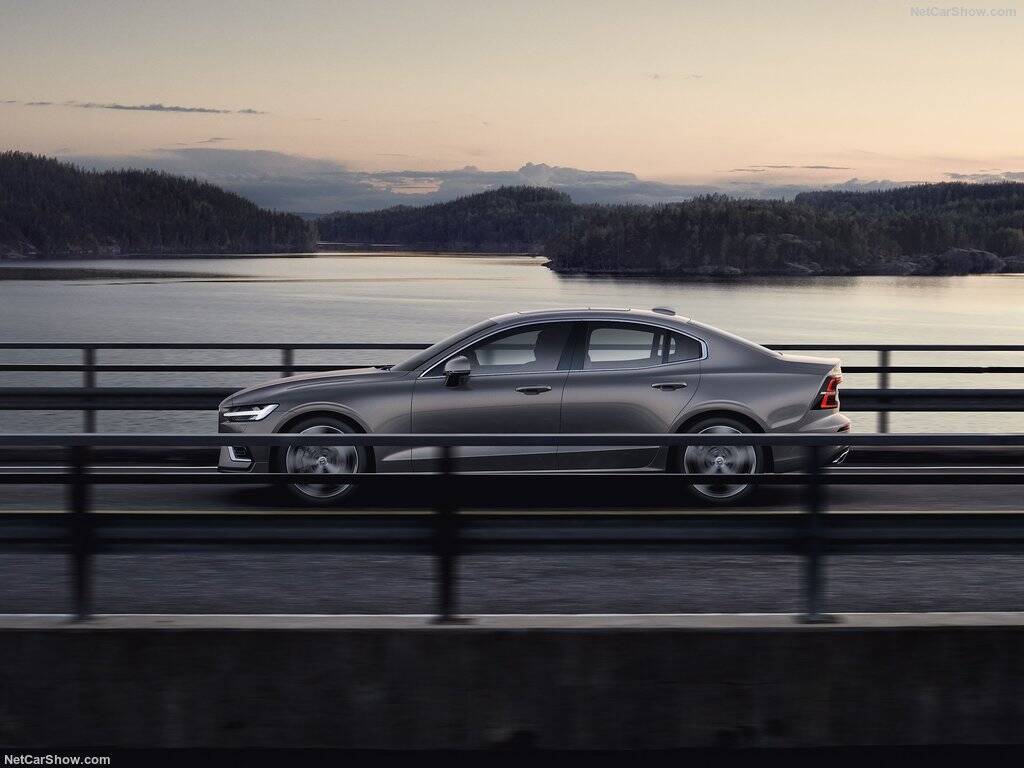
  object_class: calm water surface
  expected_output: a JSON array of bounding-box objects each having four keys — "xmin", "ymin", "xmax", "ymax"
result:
[{"xmin": 1, "ymin": 253, "xmax": 1022, "ymax": 433}]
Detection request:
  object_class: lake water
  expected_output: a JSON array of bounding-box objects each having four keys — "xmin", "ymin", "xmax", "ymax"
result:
[{"xmin": 1, "ymin": 253, "xmax": 1022, "ymax": 434}]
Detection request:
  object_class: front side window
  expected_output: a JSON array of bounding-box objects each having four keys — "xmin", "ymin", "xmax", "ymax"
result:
[
  {"xmin": 435, "ymin": 322, "xmax": 574, "ymax": 375},
  {"xmin": 583, "ymin": 323, "xmax": 702, "ymax": 370}
]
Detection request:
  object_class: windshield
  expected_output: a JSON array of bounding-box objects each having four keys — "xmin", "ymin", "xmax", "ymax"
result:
[{"xmin": 392, "ymin": 318, "xmax": 496, "ymax": 371}]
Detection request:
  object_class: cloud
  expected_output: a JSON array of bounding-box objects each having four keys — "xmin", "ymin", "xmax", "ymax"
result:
[
  {"xmin": 7, "ymin": 99, "xmax": 264, "ymax": 115},
  {"xmin": 732, "ymin": 164, "xmax": 853, "ymax": 172},
  {"xmin": 647, "ymin": 73, "xmax": 703, "ymax": 81},
  {"xmin": 62, "ymin": 148, "xmax": 935, "ymax": 214}
]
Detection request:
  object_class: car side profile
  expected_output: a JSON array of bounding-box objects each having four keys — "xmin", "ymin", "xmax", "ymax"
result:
[{"xmin": 218, "ymin": 308, "xmax": 850, "ymax": 504}]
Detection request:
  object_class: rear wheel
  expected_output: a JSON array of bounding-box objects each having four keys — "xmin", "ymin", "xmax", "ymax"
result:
[
  {"xmin": 276, "ymin": 416, "xmax": 368, "ymax": 505},
  {"xmin": 677, "ymin": 417, "xmax": 763, "ymax": 504}
]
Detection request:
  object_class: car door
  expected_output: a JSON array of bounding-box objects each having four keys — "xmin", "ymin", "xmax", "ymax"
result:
[
  {"xmin": 410, "ymin": 322, "xmax": 577, "ymax": 471},
  {"xmin": 557, "ymin": 321, "xmax": 702, "ymax": 469}
]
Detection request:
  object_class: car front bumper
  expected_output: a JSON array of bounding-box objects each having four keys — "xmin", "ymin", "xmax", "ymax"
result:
[{"xmin": 217, "ymin": 418, "xmax": 272, "ymax": 473}]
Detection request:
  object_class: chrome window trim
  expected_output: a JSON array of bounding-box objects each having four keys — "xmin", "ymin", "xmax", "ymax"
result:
[{"xmin": 418, "ymin": 317, "xmax": 707, "ymax": 379}]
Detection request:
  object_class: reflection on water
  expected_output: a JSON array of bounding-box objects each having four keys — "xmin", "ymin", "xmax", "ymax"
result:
[{"xmin": 1, "ymin": 254, "xmax": 1022, "ymax": 433}]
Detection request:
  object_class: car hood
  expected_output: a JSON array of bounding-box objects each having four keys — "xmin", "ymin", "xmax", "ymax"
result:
[{"xmin": 221, "ymin": 367, "xmax": 404, "ymax": 407}]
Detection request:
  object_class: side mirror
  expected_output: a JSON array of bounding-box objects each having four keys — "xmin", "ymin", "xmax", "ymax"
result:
[{"xmin": 443, "ymin": 355, "xmax": 471, "ymax": 387}]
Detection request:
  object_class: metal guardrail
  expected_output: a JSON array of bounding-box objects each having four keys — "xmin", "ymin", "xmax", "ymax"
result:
[
  {"xmin": 1, "ymin": 432, "xmax": 1023, "ymax": 624},
  {"xmin": 1, "ymin": 342, "xmax": 1023, "ymax": 432}
]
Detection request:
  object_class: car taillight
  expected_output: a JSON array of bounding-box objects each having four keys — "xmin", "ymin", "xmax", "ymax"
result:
[{"xmin": 815, "ymin": 366, "xmax": 842, "ymax": 409}]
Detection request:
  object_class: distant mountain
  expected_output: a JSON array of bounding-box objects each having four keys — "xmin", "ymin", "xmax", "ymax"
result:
[
  {"xmin": 317, "ymin": 186, "xmax": 580, "ymax": 253},
  {"xmin": 0, "ymin": 152, "xmax": 315, "ymax": 258}
]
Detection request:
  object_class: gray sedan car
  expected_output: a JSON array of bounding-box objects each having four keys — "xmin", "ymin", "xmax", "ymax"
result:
[{"xmin": 218, "ymin": 308, "xmax": 850, "ymax": 504}]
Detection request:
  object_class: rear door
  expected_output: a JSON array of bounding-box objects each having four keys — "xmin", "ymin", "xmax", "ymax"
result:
[
  {"xmin": 411, "ymin": 321, "xmax": 577, "ymax": 471},
  {"xmin": 557, "ymin": 321, "xmax": 702, "ymax": 469}
]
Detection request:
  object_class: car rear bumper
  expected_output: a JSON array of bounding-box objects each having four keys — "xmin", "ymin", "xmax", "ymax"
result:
[{"xmin": 771, "ymin": 412, "xmax": 851, "ymax": 472}]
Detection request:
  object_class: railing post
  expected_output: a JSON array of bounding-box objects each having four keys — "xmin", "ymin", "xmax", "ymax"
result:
[
  {"xmin": 432, "ymin": 444, "xmax": 466, "ymax": 624},
  {"xmin": 877, "ymin": 348, "xmax": 890, "ymax": 433},
  {"xmin": 82, "ymin": 346, "xmax": 96, "ymax": 433},
  {"xmin": 68, "ymin": 445, "xmax": 93, "ymax": 621},
  {"xmin": 798, "ymin": 445, "xmax": 837, "ymax": 624},
  {"xmin": 281, "ymin": 347, "xmax": 295, "ymax": 378}
]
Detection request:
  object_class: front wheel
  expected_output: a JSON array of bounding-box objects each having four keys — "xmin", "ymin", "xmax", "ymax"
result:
[
  {"xmin": 676, "ymin": 417, "xmax": 763, "ymax": 504},
  {"xmin": 275, "ymin": 416, "xmax": 369, "ymax": 505}
]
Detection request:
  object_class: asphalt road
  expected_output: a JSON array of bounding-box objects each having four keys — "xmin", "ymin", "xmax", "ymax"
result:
[{"xmin": 2, "ymin": 461, "xmax": 1024, "ymax": 616}]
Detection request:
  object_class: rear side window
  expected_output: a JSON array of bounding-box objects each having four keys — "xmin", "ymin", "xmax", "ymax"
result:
[
  {"xmin": 583, "ymin": 323, "xmax": 702, "ymax": 370},
  {"xmin": 665, "ymin": 332, "xmax": 703, "ymax": 363}
]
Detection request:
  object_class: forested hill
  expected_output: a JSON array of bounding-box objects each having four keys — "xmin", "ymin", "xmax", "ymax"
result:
[
  {"xmin": 6, "ymin": 151, "xmax": 1024, "ymax": 276},
  {"xmin": 317, "ymin": 186, "xmax": 578, "ymax": 252},
  {"xmin": 544, "ymin": 184, "xmax": 1024, "ymax": 276},
  {"xmin": 317, "ymin": 181, "xmax": 1024, "ymax": 275},
  {"xmin": 0, "ymin": 152, "xmax": 314, "ymax": 258}
]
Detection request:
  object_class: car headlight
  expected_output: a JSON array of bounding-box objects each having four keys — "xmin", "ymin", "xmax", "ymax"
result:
[{"xmin": 220, "ymin": 403, "xmax": 279, "ymax": 422}]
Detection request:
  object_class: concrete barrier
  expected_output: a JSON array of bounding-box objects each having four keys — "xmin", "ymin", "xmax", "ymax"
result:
[{"xmin": 2, "ymin": 614, "xmax": 1024, "ymax": 748}]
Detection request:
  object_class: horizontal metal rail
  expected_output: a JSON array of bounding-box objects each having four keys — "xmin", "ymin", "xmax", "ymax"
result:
[
  {"xmin": 6, "ymin": 512, "xmax": 1024, "ymax": 554},
  {"xmin": 0, "ymin": 342, "xmax": 433, "ymax": 350},
  {"xmin": 2, "ymin": 388, "xmax": 1022, "ymax": 412},
  {"xmin": 0, "ymin": 432, "xmax": 1022, "ymax": 624},
  {"xmin": 2, "ymin": 341, "xmax": 1024, "ymax": 431},
  {"xmin": 0, "ymin": 432, "xmax": 1022, "ymax": 447},
  {"xmin": 2, "ymin": 342, "xmax": 1023, "ymax": 351},
  {"xmin": 3, "ymin": 470, "xmax": 1024, "ymax": 486}
]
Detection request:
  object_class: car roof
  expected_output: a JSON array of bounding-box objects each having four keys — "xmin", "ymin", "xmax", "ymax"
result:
[{"xmin": 489, "ymin": 307, "xmax": 692, "ymax": 326}]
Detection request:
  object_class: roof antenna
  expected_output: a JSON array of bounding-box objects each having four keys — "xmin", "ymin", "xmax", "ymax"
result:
[{"xmin": 651, "ymin": 306, "xmax": 676, "ymax": 315}]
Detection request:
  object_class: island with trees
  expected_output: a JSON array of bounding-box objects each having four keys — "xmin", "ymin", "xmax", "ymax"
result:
[{"xmin": 321, "ymin": 183, "xmax": 1024, "ymax": 276}]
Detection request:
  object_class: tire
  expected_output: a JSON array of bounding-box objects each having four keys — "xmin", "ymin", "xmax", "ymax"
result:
[
  {"xmin": 274, "ymin": 416, "xmax": 369, "ymax": 505},
  {"xmin": 676, "ymin": 416, "xmax": 763, "ymax": 505}
]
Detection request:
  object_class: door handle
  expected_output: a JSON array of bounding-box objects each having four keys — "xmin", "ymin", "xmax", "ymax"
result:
[
  {"xmin": 651, "ymin": 381, "xmax": 688, "ymax": 391},
  {"xmin": 516, "ymin": 385, "xmax": 552, "ymax": 395}
]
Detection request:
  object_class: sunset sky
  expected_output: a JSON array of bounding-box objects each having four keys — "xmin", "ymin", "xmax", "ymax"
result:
[{"xmin": 2, "ymin": 0, "xmax": 1022, "ymax": 210}]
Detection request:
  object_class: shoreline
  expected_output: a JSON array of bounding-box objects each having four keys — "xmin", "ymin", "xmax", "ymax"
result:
[
  {"xmin": 547, "ymin": 266, "xmax": 1022, "ymax": 279},
  {"xmin": 2, "ymin": 251, "xmax": 1020, "ymax": 279}
]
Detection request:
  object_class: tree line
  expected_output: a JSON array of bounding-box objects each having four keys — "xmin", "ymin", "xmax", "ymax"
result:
[{"xmin": 320, "ymin": 182, "xmax": 1024, "ymax": 276}]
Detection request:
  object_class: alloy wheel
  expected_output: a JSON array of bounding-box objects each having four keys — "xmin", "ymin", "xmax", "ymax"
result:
[
  {"xmin": 284, "ymin": 425, "xmax": 360, "ymax": 499},
  {"xmin": 682, "ymin": 425, "xmax": 757, "ymax": 500}
]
